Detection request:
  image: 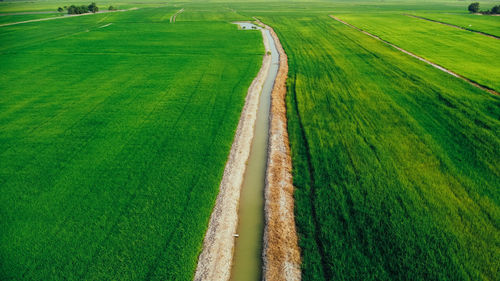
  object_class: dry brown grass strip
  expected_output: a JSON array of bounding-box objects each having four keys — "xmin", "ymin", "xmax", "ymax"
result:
[{"xmin": 257, "ymin": 19, "xmax": 302, "ymax": 281}]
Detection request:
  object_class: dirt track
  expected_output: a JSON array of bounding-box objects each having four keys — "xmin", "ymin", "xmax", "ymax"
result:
[
  {"xmin": 170, "ymin": 8, "xmax": 184, "ymax": 23},
  {"xmin": 256, "ymin": 19, "xmax": 302, "ymax": 281},
  {"xmin": 194, "ymin": 27, "xmax": 272, "ymax": 281},
  {"xmin": 0, "ymin": 8, "xmax": 138, "ymax": 27},
  {"xmin": 404, "ymin": 13, "xmax": 499, "ymax": 40}
]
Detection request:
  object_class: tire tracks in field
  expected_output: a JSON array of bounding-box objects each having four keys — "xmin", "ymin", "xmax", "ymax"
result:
[
  {"xmin": 169, "ymin": 8, "xmax": 184, "ymax": 23},
  {"xmin": 80, "ymin": 71, "xmax": 208, "ymax": 280},
  {"xmin": 329, "ymin": 15, "xmax": 499, "ymax": 96},
  {"xmin": 142, "ymin": 70, "xmax": 212, "ymax": 280},
  {"xmin": 403, "ymin": 14, "xmax": 499, "ymax": 40},
  {"xmin": 290, "ymin": 74, "xmax": 332, "ymax": 281}
]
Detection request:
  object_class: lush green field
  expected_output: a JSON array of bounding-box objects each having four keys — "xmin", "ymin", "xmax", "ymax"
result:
[
  {"xmin": 412, "ymin": 12, "xmax": 500, "ymax": 37},
  {"xmin": 0, "ymin": 1, "xmax": 142, "ymax": 13},
  {"xmin": 259, "ymin": 12, "xmax": 499, "ymax": 281},
  {"xmin": 1, "ymin": 1, "xmax": 499, "ymax": 280},
  {"xmin": 0, "ymin": 5, "xmax": 262, "ymax": 280},
  {"xmin": 0, "ymin": 13, "xmax": 64, "ymax": 25},
  {"xmin": 336, "ymin": 13, "xmax": 500, "ymax": 92}
]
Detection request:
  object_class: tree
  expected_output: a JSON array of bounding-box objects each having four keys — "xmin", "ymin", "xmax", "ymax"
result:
[
  {"xmin": 57, "ymin": 7, "xmax": 63, "ymax": 12},
  {"xmin": 88, "ymin": 2, "xmax": 98, "ymax": 13},
  {"xmin": 108, "ymin": 6, "xmax": 114, "ymax": 11},
  {"xmin": 492, "ymin": 5, "xmax": 500, "ymax": 14},
  {"xmin": 468, "ymin": 2, "xmax": 480, "ymax": 13},
  {"xmin": 79, "ymin": 5, "xmax": 89, "ymax": 13},
  {"xmin": 67, "ymin": 5, "xmax": 76, "ymax": 14}
]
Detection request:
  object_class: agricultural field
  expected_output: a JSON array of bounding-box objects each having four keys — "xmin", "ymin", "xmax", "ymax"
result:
[
  {"xmin": 335, "ymin": 13, "xmax": 500, "ymax": 92},
  {"xmin": 0, "ymin": 4, "xmax": 262, "ymax": 280},
  {"xmin": 257, "ymin": 11, "xmax": 499, "ymax": 281},
  {"xmin": 1, "ymin": 0, "xmax": 499, "ymax": 281},
  {"xmin": 411, "ymin": 12, "xmax": 500, "ymax": 37},
  {"xmin": 0, "ymin": 13, "xmax": 64, "ymax": 25},
  {"xmin": 0, "ymin": 1, "xmax": 142, "ymax": 13}
]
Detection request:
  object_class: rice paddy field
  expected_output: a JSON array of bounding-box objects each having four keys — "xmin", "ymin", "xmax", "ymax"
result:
[
  {"xmin": 248, "ymin": 2, "xmax": 499, "ymax": 280},
  {"xmin": 335, "ymin": 14, "xmax": 500, "ymax": 92},
  {"xmin": 0, "ymin": 13, "xmax": 64, "ymax": 25},
  {"xmin": 1, "ymin": 0, "xmax": 499, "ymax": 280},
  {"xmin": 411, "ymin": 12, "xmax": 500, "ymax": 37},
  {"xmin": 258, "ymin": 13, "xmax": 499, "ymax": 280},
  {"xmin": 0, "ymin": 4, "xmax": 262, "ymax": 280}
]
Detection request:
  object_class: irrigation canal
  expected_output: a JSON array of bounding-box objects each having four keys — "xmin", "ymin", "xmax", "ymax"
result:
[{"xmin": 230, "ymin": 22, "xmax": 280, "ymax": 281}]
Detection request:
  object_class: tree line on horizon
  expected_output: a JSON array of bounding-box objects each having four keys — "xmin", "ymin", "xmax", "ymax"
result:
[
  {"xmin": 57, "ymin": 3, "xmax": 117, "ymax": 14},
  {"xmin": 468, "ymin": 2, "xmax": 500, "ymax": 14}
]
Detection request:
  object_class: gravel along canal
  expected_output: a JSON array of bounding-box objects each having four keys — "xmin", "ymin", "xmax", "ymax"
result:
[{"xmin": 230, "ymin": 22, "xmax": 280, "ymax": 281}]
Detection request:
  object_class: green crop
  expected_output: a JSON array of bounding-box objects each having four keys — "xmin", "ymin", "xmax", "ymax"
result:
[
  {"xmin": 0, "ymin": 6, "xmax": 262, "ymax": 280},
  {"xmin": 413, "ymin": 12, "xmax": 500, "ymax": 37},
  {"xmin": 1, "ymin": 1, "xmax": 499, "ymax": 280},
  {"xmin": 337, "ymin": 14, "xmax": 500, "ymax": 92},
  {"xmin": 260, "ymin": 13, "xmax": 499, "ymax": 281}
]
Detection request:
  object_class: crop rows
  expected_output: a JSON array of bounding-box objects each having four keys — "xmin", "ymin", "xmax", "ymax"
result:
[
  {"xmin": 337, "ymin": 13, "xmax": 500, "ymax": 92},
  {"xmin": 0, "ymin": 6, "xmax": 262, "ymax": 280},
  {"xmin": 262, "ymin": 14, "xmax": 499, "ymax": 280}
]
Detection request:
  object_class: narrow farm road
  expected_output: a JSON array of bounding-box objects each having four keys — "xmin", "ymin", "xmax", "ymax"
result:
[
  {"xmin": 0, "ymin": 8, "xmax": 138, "ymax": 27},
  {"xmin": 330, "ymin": 15, "xmax": 499, "ymax": 96},
  {"xmin": 0, "ymin": 11, "xmax": 58, "ymax": 16},
  {"xmin": 404, "ymin": 14, "xmax": 499, "ymax": 40},
  {"xmin": 170, "ymin": 8, "xmax": 184, "ymax": 23}
]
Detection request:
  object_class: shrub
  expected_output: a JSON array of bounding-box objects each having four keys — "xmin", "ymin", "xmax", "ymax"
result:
[
  {"xmin": 67, "ymin": 3, "xmax": 97, "ymax": 15},
  {"xmin": 88, "ymin": 2, "xmax": 98, "ymax": 13},
  {"xmin": 468, "ymin": 2, "xmax": 480, "ymax": 13}
]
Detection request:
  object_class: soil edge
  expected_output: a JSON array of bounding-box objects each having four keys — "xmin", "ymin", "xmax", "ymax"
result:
[
  {"xmin": 193, "ymin": 28, "xmax": 272, "ymax": 281},
  {"xmin": 256, "ymin": 19, "xmax": 302, "ymax": 281}
]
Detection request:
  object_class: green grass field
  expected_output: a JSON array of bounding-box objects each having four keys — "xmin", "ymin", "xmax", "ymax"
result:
[
  {"xmin": 0, "ymin": 13, "xmax": 64, "ymax": 25},
  {"xmin": 0, "ymin": 5, "xmax": 262, "ymax": 280},
  {"xmin": 1, "ymin": 0, "xmax": 499, "ymax": 280},
  {"xmin": 336, "ymin": 13, "xmax": 500, "ymax": 92},
  {"xmin": 257, "ymin": 10, "xmax": 499, "ymax": 281},
  {"xmin": 412, "ymin": 12, "xmax": 500, "ymax": 37}
]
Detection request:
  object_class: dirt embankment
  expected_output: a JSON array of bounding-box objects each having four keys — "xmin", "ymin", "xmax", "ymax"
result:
[
  {"xmin": 256, "ymin": 19, "xmax": 302, "ymax": 281},
  {"xmin": 194, "ymin": 28, "xmax": 272, "ymax": 281}
]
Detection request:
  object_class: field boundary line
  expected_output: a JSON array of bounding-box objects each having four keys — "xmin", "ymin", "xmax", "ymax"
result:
[
  {"xmin": 194, "ymin": 25, "xmax": 272, "ymax": 281},
  {"xmin": 0, "ymin": 11, "xmax": 58, "ymax": 16},
  {"xmin": 0, "ymin": 8, "xmax": 138, "ymax": 27},
  {"xmin": 254, "ymin": 18, "xmax": 302, "ymax": 281},
  {"xmin": 403, "ymin": 13, "xmax": 499, "ymax": 40},
  {"xmin": 329, "ymin": 15, "xmax": 499, "ymax": 96},
  {"xmin": 170, "ymin": 8, "xmax": 184, "ymax": 23}
]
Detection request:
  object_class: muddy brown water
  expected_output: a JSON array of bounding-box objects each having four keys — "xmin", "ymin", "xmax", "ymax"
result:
[{"xmin": 230, "ymin": 22, "xmax": 280, "ymax": 281}]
